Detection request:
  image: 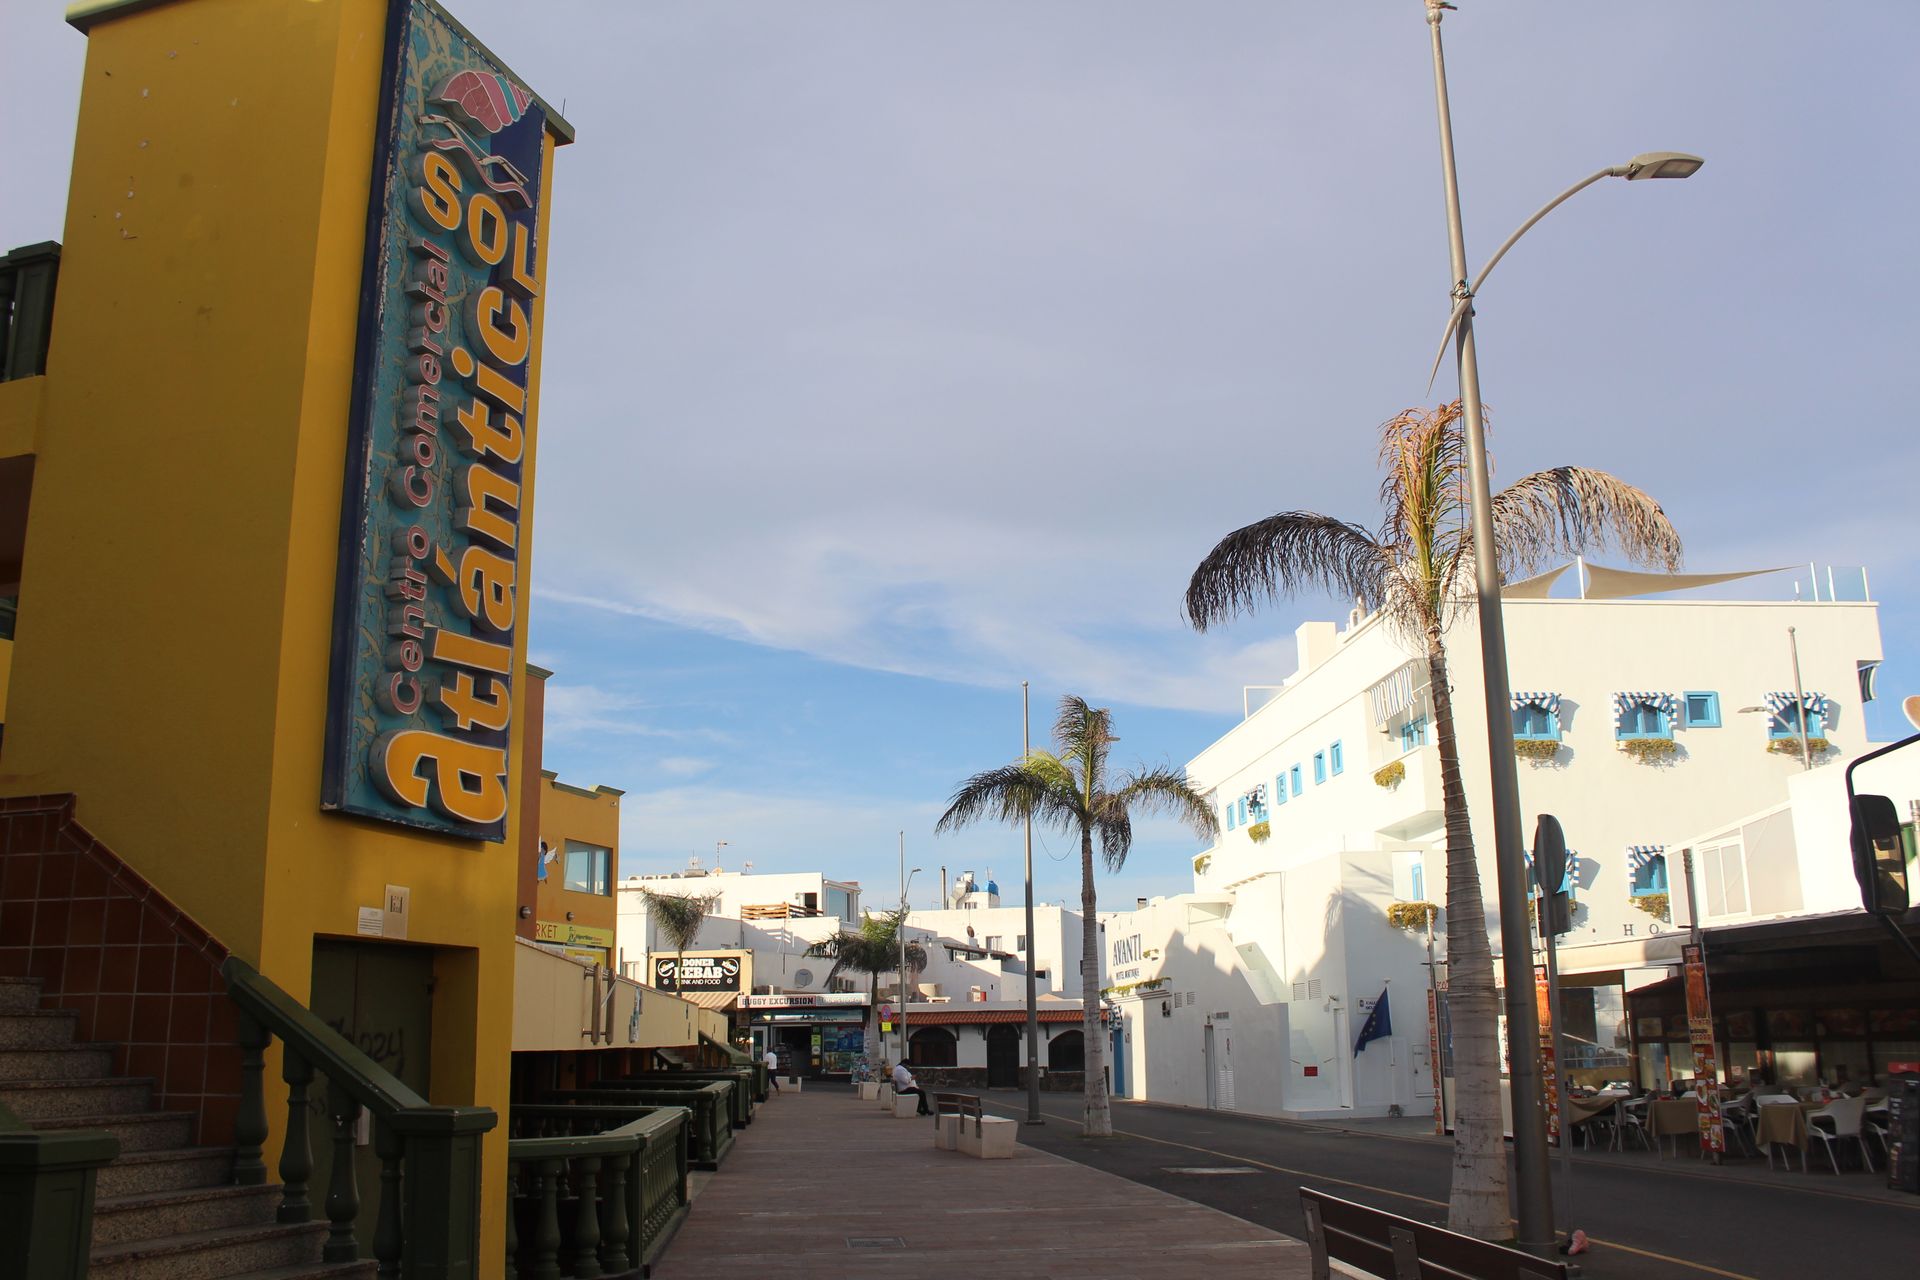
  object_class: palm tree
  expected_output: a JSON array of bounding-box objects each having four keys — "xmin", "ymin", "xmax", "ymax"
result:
[
  {"xmin": 640, "ymin": 887, "xmax": 720, "ymax": 994},
  {"xmin": 805, "ymin": 909, "xmax": 928, "ymax": 1070},
  {"xmin": 937, "ymin": 695, "xmax": 1219, "ymax": 1137},
  {"xmin": 1184, "ymin": 401, "xmax": 1680, "ymax": 1238}
]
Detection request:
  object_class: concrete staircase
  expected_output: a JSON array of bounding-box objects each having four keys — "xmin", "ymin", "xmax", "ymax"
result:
[{"xmin": 0, "ymin": 975, "xmax": 374, "ymax": 1280}]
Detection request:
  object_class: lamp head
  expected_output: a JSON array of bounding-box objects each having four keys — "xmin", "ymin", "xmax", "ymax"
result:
[{"xmin": 1624, "ymin": 151, "xmax": 1704, "ymax": 181}]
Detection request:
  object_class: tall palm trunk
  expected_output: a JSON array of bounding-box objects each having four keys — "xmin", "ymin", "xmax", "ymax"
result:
[
  {"xmin": 1079, "ymin": 825, "xmax": 1113, "ymax": 1136},
  {"xmin": 1425, "ymin": 630, "xmax": 1508, "ymax": 1237}
]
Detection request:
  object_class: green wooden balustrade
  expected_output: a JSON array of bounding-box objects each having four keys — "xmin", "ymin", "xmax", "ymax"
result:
[
  {"xmin": 0, "ymin": 1097, "xmax": 119, "ymax": 1280},
  {"xmin": 541, "ymin": 1085, "xmax": 733, "ymax": 1170},
  {"xmin": 505, "ymin": 1104, "xmax": 690, "ymax": 1279},
  {"xmin": 617, "ymin": 1070, "xmax": 756, "ymax": 1128},
  {"xmin": 222, "ymin": 957, "xmax": 498, "ymax": 1280}
]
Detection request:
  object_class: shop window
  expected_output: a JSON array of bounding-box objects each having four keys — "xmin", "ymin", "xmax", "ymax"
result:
[
  {"xmin": 1048, "ymin": 1029, "xmax": 1085, "ymax": 1071},
  {"xmin": 909, "ymin": 1027, "xmax": 957, "ymax": 1067},
  {"xmin": 563, "ymin": 841, "xmax": 612, "ymax": 895}
]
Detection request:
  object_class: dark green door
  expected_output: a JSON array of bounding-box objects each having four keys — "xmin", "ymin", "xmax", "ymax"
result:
[{"xmin": 309, "ymin": 939, "xmax": 436, "ymax": 1255}]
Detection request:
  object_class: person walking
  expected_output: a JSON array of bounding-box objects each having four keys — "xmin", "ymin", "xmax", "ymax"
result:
[
  {"xmin": 764, "ymin": 1046, "xmax": 781, "ymax": 1095},
  {"xmin": 891, "ymin": 1059, "xmax": 930, "ymax": 1115}
]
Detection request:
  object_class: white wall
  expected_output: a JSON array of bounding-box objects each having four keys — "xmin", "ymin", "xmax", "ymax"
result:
[{"xmin": 1185, "ymin": 589, "xmax": 1885, "ymax": 977}]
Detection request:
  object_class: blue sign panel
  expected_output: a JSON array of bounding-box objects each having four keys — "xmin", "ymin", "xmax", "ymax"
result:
[{"xmin": 323, "ymin": 1, "xmax": 556, "ymax": 841}]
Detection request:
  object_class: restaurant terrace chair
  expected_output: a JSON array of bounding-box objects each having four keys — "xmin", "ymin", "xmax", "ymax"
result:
[{"xmin": 1806, "ymin": 1097, "xmax": 1873, "ymax": 1175}]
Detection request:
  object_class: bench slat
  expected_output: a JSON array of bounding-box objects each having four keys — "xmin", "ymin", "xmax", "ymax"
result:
[{"xmin": 1299, "ymin": 1187, "xmax": 1568, "ymax": 1280}]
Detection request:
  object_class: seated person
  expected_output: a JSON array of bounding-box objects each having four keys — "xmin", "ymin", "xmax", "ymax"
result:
[{"xmin": 891, "ymin": 1061, "xmax": 931, "ymax": 1115}]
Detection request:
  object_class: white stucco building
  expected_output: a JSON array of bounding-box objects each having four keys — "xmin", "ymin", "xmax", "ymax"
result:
[{"xmin": 1104, "ymin": 563, "xmax": 1891, "ymax": 1118}]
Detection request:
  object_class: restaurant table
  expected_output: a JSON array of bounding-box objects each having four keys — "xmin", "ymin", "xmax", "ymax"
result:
[
  {"xmin": 1648, "ymin": 1097, "xmax": 1700, "ymax": 1156},
  {"xmin": 1562, "ymin": 1093, "xmax": 1620, "ymax": 1146},
  {"xmin": 1755, "ymin": 1101, "xmax": 1823, "ymax": 1170}
]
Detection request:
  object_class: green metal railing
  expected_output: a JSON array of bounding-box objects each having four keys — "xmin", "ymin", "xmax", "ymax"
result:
[
  {"xmin": 0, "ymin": 242, "xmax": 59, "ymax": 382},
  {"xmin": 223, "ymin": 957, "xmax": 498, "ymax": 1279},
  {"xmin": 543, "ymin": 1085, "xmax": 732, "ymax": 1170},
  {"xmin": 505, "ymin": 1104, "xmax": 689, "ymax": 1279}
]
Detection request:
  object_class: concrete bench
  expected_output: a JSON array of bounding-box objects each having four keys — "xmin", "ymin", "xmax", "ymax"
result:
[
  {"xmin": 956, "ymin": 1114, "xmax": 1016, "ymax": 1159},
  {"xmin": 890, "ymin": 1091, "xmax": 922, "ymax": 1118},
  {"xmin": 932, "ymin": 1093, "xmax": 983, "ymax": 1151},
  {"xmin": 857, "ymin": 1081, "xmax": 881, "ymax": 1101},
  {"xmin": 1299, "ymin": 1187, "xmax": 1568, "ymax": 1279}
]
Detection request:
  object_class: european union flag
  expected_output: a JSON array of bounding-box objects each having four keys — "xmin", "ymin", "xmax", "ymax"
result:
[{"xmin": 1353, "ymin": 987, "xmax": 1392, "ymax": 1055}]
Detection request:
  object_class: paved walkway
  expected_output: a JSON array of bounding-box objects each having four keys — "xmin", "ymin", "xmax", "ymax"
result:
[{"xmin": 653, "ymin": 1086, "xmax": 1318, "ymax": 1279}]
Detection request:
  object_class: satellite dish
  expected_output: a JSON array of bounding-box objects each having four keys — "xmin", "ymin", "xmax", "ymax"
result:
[{"xmin": 1905, "ymin": 694, "xmax": 1920, "ymax": 731}]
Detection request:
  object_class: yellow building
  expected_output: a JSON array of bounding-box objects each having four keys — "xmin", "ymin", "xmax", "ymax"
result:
[
  {"xmin": 532, "ymin": 773, "xmax": 624, "ymax": 968},
  {"xmin": 0, "ymin": 0, "xmax": 571, "ymax": 1272}
]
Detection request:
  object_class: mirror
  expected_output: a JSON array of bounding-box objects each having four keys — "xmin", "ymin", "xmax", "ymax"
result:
[{"xmin": 1850, "ymin": 793, "xmax": 1910, "ymax": 917}]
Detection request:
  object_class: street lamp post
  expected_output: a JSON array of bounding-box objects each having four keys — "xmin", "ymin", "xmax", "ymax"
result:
[
  {"xmin": 1023, "ymin": 682, "xmax": 1044, "ymax": 1124},
  {"xmin": 899, "ymin": 833, "xmax": 919, "ymax": 1073},
  {"xmin": 1422, "ymin": 0, "xmax": 1702, "ymax": 1252}
]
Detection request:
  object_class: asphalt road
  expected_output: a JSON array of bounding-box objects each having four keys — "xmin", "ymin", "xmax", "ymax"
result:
[{"xmin": 974, "ymin": 1091, "xmax": 1918, "ymax": 1280}]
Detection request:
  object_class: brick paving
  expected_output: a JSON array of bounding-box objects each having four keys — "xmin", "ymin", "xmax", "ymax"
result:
[{"xmin": 652, "ymin": 1085, "xmax": 1317, "ymax": 1279}]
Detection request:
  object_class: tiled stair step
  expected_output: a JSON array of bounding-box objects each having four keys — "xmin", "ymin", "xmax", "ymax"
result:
[
  {"xmin": 0, "ymin": 1042, "xmax": 116, "ymax": 1080},
  {"xmin": 89, "ymin": 1221, "xmax": 332, "ymax": 1280},
  {"xmin": 35, "ymin": 1109, "xmax": 196, "ymax": 1152},
  {"xmin": 0, "ymin": 1075, "xmax": 153, "ymax": 1118},
  {"xmin": 0, "ymin": 976, "xmax": 42, "ymax": 1013},
  {"xmin": 0, "ymin": 1008, "xmax": 79, "ymax": 1047},
  {"xmin": 97, "ymin": 1147, "xmax": 236, "ymax": 1198},
  {"xmin": 93, "ymin": 1183, "xmax": 283, "ymax": 1246}
]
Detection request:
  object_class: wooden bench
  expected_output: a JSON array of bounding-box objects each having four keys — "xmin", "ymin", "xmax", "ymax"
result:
[{"xmin": 1299, "ymin": 1188, "xmax": 1569, "ymax": 1280}]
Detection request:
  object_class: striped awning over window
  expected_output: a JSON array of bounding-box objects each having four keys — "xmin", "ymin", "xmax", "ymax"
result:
[
  {"xmin": 1243, "ymin": 782, "xmax": 1268, "ymax": 807},
  {"xmin": 1369, "ymin": 661, "xmax": 1420, "ymax": 726},
  {"xmin": 1511, "ymin": 691, "xmax": 1560, "ymax": 714},
  {"xmin": 1612, "ymin": 691, "xmax": 1677, "ymax": 720},
  {"xmin": 1627, "ymin": 844, "xmax": 1665, "ymax": 872},
  {"xmin": 1765, "ymin": 691, "xmax": 1830, "ymax": 718}
]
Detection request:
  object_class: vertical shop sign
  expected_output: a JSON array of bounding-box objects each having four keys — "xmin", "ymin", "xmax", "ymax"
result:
[
  {"xmin": 1534, "ymin": 964, "xmax": 1559, "ymax": 1147},
  {"xmin": 323, "ymin": 1, "xmax": 559, "ymax": 840},
  {"xmin": 1682, "ymin": 942, "xmax": 1725, "ymax": 1155}
]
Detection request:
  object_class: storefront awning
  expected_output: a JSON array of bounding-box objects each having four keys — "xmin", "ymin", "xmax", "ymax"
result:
[
  {"xmin": 905, "ymin": 1008, "xmax": 1085, "ymax": 1026},
  {"xmin": 678, "ymin": 991, "xmax": 740, "ymax": 1012}
]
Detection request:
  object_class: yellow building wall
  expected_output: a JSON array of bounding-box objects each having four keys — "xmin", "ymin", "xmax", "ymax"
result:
[
  {"xmin": 1, "ymin": 2, "xmax": 568, "ymax": 1269},
  {"xmin": 534, "ymin": 777, "xmax": 622, "ymax": 966}
]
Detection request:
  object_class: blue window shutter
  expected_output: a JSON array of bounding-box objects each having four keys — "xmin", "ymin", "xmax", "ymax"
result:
[
  {"xmin": 1330, "ymin": 741, "xmax": 1344, "ymax": 775},
  {"xmin": 1226, "ymin": 802, "xmax": 1236, "ymax": 831},
  {"xmin": 1291, "ymin": 765, "xmax": 1303, "ymax": 797},
  {"xmin": 1275, "ymin": 776, "xmax": 1287, "ymax": 806},
  {"xmin": 1313, "ymin": 752, "xmax": 1326, "ymax": 785}
]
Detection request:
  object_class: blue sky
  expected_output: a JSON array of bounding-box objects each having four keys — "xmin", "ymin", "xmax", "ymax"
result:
[{"xmin": 6, "ymin": 2, "xmax": 1916, "ymax": 909}]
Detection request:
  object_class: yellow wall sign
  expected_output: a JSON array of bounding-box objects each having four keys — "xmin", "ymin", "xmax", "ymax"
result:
[
  {"xmin": 321, "ymin": 1, "xmax": 554, "ymax": 840},
  {"xmin": 535, "ymin": 920, "xmax": 614, "ymax": 949}
]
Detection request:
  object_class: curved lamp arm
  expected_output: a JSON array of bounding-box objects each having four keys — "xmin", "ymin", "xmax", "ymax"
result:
[
  {"xmin": 1424, "ymin": 166, "xmax": 1624, "ymax": 393},
  {"xmin": 1423, "ymin": 151, "xmax": 1702, "ymax": 393}
]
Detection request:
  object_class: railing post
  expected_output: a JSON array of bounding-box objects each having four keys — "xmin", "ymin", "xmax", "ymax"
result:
[
  {"xmin": 599, "ymin": 1149, "xmax": 631, "ymax": 1275},
  {"xmin": 323, "ymin": 1087, "xmax": 361, "ymax": 1263},
  {"xmin": 233, "ymin": 1012, "xmax": 271, "ymax": 1186},
  {"xmin": 531, "ymin": 1156, "xmax": 563, "ymax": 1280},
  {"xmin": 388, "ymin": 1105, "xmax": 495, "ymax": 1280},
  {"xmin": 277, "ymin": 1048, "xmax": 314, "ymax": 1221},
  {"xmin": 504, "ymin": 1163, "xmax": 520, "ymax": 1280},
  {"xmin": 570, "ymin": 1155, "xmax": 603, "ymax": 1278},
  {"xmin": 373, "ymin": 1120, "xmax": 404, "ymax": 1279}
]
